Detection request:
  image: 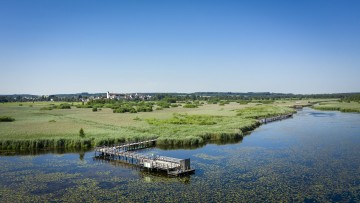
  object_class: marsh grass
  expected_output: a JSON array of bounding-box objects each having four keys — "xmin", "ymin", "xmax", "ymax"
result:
[
  {"xmin": 146, "ymin": 113, "xmax": 221, "ymax": 125},
  {"xmin": 236, "ymin": 105, "xmax": 295, "ymax": 119},
  {"xmin": 313, "ymin": 101, "xmax": 360, "ymax": 113},
  {"xmin": 0, "ymin": 101, "xmax": 305, "ymax": 150}
]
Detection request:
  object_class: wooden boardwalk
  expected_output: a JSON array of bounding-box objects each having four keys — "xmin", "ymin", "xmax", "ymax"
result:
[
  {"xmin": 258, "ymin": 113, "xmax": 293, "ymax": 124},
  {"xmin": 94, "ymin": 139, "xmax": 195, "ymax": 176}
]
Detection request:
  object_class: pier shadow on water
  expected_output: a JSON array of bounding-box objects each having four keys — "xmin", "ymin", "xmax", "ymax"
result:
[{"xmin": 0, "ymin": 147, "xmax": 92, "ymax": 157}]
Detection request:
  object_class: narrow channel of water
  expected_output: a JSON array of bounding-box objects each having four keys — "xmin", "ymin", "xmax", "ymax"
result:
[{"xmin": 1, "ymin": 108, "xmax": 359, "ymax": 202}]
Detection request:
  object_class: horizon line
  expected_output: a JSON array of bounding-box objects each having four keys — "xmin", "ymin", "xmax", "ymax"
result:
[{"xmin": 1, "ymin": 91, "xmax": 360, "ymax": 96}]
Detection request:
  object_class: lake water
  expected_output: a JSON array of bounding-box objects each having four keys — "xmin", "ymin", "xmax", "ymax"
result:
[{"xmin": 1, "ymin": 108, "xmax": 360, "ymax": 202}]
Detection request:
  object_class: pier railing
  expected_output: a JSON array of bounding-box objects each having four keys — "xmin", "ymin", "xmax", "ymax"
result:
[{"xmin": 94, "ymin": 139, "xmax": 194, "ymax": 176}]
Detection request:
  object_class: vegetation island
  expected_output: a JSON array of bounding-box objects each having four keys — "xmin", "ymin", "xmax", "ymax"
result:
[{"xmin": 0, "ymin": 92, "xmax": 359, "ymax": 151}]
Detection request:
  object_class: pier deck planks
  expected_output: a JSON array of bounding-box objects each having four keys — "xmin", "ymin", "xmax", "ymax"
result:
[{"xmin": 94, "ymin": 139, "xmax": 194, "ymax": 176}]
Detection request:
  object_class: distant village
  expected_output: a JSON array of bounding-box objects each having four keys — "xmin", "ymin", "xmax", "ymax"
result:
[
  {"xmin": 0, "ymin": 91, "xmax": 352, "ymax": 103},
  {"xmin": 0, "ymin": 92, "xmax": 153, "ymax": 102},
  {"xmin": 47, "ymin": 91, "xmax": 152, "ymax": 102},
  {"xmin": 106, "ymin": 91, "xmax": 152, "ymax": 100}
]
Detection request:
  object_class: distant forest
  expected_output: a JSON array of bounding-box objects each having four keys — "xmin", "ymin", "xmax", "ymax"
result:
[{"xmin": 1, "ymin": 92, "xmax": 360, "ymax": 103}]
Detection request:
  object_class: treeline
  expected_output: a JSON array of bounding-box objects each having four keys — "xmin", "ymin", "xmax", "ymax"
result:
[
  {"xmin": 126, "ymin": 92, "xmax": 360, "ymax": 101},
  {"xmin": 0, "ymin": 93, "xmax": 104, "ymax": 103},
  {"xmin": 341, "ymin": 94, "xmax": 360, "ymax": 102},
  {"xmin": 2, "ymin": 92, "xmax": 360, "ymax": 103}
]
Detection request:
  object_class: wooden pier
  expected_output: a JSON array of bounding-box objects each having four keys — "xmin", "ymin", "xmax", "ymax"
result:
[
  {"xmin": 94, "ymin": 139, "xmax": 195, "ymax": 176},
  {"xmin": 258, "ymin": 113, "xmax": 293, "ymax": 124}
]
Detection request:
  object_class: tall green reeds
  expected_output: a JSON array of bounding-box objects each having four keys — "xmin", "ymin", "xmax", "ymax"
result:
[{"xmin": 0, "ymin": 138, "xmax": 94, "ymax": 150}]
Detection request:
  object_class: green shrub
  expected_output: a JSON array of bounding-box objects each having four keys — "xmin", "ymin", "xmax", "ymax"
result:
[
  {"xmin": 157, "ymin": 101, "xmax": 170, "ymax": 108},
  {"xmin": 137, "ymin": 106, "xmax": 153, "ymax": 112},
  {"xmin": 0, "ymin": 116, "xmax": 15, "ymax": 122},
  {"xmin": 113, "ymin": 108, "xmax": 126, "ymax": 113},
  {"xmin": 92, "ymin": 107, "xmax": 98, "ymax": 112},
  {"xmin": 129, "ymin": 108, "xmax": 137, "ymax": 113},
  {"xmin": 104, "ymin": 104, "xmax": 113, "ymax": 108},
  {"xmin": 79, "ymin": 128, "xmax": 85, "ymax": 138}
]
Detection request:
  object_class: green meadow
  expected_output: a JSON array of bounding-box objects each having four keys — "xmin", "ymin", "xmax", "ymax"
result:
[{"xmin": 0, "ymin": 100, "xmax": 318, "ymax": 150}]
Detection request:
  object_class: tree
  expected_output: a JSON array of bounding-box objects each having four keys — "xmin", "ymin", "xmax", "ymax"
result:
[{"xmin": 79, "ymin": 128, "xmax": 85, "ymax": 138}]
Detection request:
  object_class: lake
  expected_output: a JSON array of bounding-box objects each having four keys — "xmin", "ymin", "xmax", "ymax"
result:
[{"xmin": 1, "ymin": 108, "xmax": 359, "ymax": 202}]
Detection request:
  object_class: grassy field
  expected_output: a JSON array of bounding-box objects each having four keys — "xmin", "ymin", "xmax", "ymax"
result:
[
  {"xmin": 0, "ymin": 100, "xmax": 317, "ymax": 150},
  {"xmin": 313, "ymin": 101, "xmax": 360, "ymax": 113}
]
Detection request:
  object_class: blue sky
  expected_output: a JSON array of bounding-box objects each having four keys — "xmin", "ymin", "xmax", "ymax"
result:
[{"xmin": 1, "ymin": 0, "xmax": 359, "ymax": 95}]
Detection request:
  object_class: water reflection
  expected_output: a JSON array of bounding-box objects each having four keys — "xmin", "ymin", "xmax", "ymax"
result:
[
  {"xmin": 0, "ymin": 148, "xmax": 92, "ymax": 156},
  {"xmin": 308, "ymin": 111, "xmax": 336, "ymax": 117}
]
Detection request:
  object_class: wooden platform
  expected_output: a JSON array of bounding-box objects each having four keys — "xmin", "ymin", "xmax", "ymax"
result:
[{"xmin": 94, "ymin": 139, "xmax": 195, "ymax": 176}]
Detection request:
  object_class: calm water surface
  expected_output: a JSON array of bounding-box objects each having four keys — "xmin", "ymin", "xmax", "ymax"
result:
[{"xmin": 1, "ymin": 108, "xmax": 360, "ymax": 202}]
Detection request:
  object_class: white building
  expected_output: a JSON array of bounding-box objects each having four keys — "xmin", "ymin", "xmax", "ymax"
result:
[{"xmin": 106, "ymin": 91, "xmax": 125, "ymax": 99}]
